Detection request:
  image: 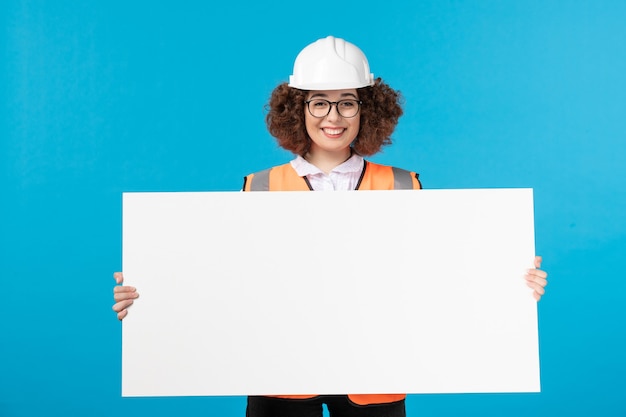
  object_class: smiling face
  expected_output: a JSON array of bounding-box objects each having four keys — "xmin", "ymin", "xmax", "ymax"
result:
[{"xmin": 304, "ymin": 89, "xmax": 361, "ymax": 161}]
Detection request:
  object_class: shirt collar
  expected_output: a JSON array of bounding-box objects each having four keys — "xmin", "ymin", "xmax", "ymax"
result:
[{"xmin": 291, "ymin": 153, "xmax": 364, "ymax": 177}]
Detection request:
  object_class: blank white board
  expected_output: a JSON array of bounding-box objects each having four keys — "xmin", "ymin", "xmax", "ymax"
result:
[{"xmin": 122, "ymin": 189, "xmax": 539, "ymax": 397}]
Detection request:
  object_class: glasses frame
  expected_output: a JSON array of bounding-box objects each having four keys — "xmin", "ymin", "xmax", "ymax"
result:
[{"xmin": 305, "ymin": 99, "xmax": 363, "ymax": 119}]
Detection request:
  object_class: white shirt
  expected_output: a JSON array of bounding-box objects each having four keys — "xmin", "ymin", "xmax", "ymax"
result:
[{"xmin": 290, "ymin": 154, "xmax": 365, "ymax": 191}]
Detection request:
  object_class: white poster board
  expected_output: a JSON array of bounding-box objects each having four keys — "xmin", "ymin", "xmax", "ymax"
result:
[{"xmin": 122, "ymin": 189, "xmax": 540, "ymax": 397}]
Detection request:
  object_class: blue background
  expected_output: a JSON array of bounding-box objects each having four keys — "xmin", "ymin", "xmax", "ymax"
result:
[{"xmin": 2, "ymin": 1, "xmax": 625, "ymax": 416}]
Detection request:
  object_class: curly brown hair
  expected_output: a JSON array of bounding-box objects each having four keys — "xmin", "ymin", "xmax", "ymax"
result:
[{"xmin": 265, "ymin": 78, "xmax": 403, "ymax": 156}]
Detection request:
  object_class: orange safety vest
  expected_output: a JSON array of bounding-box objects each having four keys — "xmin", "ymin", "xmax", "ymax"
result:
[
  {"xmin": 243, "ymin": 159, "xmax": 421, "ymax": 192},
  {"xmin": 242, "ymin": 159, "xmax": 421, "ymax": 406}
]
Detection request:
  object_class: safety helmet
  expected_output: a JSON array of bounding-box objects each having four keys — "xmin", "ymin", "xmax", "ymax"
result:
[{"xmin": 288, "ymin": 36, "xmax": 375, "ymax": 90}]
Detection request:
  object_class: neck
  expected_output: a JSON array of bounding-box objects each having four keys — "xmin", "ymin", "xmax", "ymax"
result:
[{"xmin": 304, "ymin": 148, "xmax": 352, "ymax": 174}]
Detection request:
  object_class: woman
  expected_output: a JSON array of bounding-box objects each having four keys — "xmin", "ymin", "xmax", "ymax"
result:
[{"xmin": 114, "ymin": 36, "xmax": 548, "ymax": 417}]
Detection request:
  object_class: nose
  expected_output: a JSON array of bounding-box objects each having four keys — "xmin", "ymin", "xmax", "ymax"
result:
[{"xmin": 326, "ymin": 102, "xmax": 342, "ymax": 121}]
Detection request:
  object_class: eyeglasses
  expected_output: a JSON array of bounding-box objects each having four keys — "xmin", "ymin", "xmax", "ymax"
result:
[{"xmin": 305, "ymin": 99, "xmax": 362, "ymax": 118}]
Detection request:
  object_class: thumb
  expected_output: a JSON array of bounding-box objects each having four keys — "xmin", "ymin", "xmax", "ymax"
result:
[{"xmin": 113, "ymin": 272, "xmax": 124, "ymax": 285}]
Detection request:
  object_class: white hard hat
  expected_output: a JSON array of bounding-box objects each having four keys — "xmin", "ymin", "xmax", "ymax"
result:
[{"xmin": 288, "ymin": 36, "xmax": 375, "ymax": 90}]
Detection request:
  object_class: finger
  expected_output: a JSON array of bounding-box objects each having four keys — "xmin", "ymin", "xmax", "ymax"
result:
[
  {"xmin": 534, "ymin": 256, "xmax": 542, "ymax": 269},
  {"xmin": 113, "ymin": 290, "xmax": 139, "ymax": 302},
  {"xmin": 526, "ymin": 281, "xmax": 546, "ymax": 296},
  {"xmin": 526, "ymin": 268, "xmax": 548, "ymax": 280},
  {"xmin": 117, "ymin": 309, "xmax": 129, "ymax": 321},
  {"xmin": 529, "ymin": 278, "xmax": 548, "ymax": 290},
  {"xmin": 112, "ymin": 299, "xmax": 134, "ymax": 313},
  {"xmin": 113, "ymin": 272, "xmax": 124, "ymax": 284},
  {"xmin": 113, "ymin": 285, "xmax": 137, "ymax": 294},
  {"xmin": 525, "ymin": 275, "xmax": 548, "ymax": 295},
  {"xmin": 525, "ymin": 271, "xmax": 548, "ymax": 285}
]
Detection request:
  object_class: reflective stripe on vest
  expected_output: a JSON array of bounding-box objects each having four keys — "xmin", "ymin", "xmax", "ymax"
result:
[
  {"xmin": 245, "ymin": 168, "xmax": 273, "ymax": 192},
  {"xmin": 244, "ymin": 160, "xmax": 421, "ymax": 191},
  {"xmin": 392, "ymin": 166, "xmax": 416, "ymax": 190}
]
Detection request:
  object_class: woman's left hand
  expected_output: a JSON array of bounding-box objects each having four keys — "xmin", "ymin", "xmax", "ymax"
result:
[{"xmin": 526, "ymin": 256, "xmax": 548, "ymax": 301}]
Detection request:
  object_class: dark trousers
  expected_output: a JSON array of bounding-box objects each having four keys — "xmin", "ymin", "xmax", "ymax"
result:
[{"xmin": 246, "ymin": 395, "xmax": 406, "ymax": 417}]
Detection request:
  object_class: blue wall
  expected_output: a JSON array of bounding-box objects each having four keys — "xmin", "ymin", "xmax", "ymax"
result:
[{"xmin": 2, "ymin": 1, "xmax": 625, "ymax": 416}]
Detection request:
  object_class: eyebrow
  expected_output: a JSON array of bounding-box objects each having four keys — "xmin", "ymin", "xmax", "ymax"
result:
[{"xmin": 309, "ymin": 92, "xmax": 358, "ymax": 100}]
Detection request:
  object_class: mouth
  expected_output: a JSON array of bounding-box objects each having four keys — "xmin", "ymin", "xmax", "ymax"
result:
[{"xmin": 322, "ymin": 127, "xmax": 346, "ymax": 137}]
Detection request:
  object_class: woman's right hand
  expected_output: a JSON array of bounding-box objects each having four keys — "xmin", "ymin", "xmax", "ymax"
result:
[{"xmin": 113, "ymin": 272, "xmax": 139, "ymax": 320}]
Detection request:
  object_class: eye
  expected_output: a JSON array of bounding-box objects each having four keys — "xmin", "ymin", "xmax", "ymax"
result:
[
  {"xmin": 339, "ymin": 100, "xmax": 356, "ymax": 108},
  {"xmin": 312, "ymin": 100, "xmax": 329, "ymax": 108}
]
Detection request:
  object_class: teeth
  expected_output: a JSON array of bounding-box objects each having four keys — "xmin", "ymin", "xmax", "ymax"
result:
[{"xmin": 324, "ymin": 128, "xmax": 344, "ymax": 135}]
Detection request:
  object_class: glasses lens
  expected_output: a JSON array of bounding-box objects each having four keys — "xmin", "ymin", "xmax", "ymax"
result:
[
  {"xmin": 336, "ymin": 100, "xmax": 360, "ymax": 118},
  {"xmin": 308, "ymin": 99, "xmax": 330, "ymax": 117}
]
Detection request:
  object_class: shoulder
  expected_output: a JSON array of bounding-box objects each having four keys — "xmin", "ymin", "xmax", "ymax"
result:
[
  {"xmin": 242, "ymin": 161, "xmax": 300, "ymax": 192},
  {"xmin": 364, "ymin": 160, "xmax": 419, "ymax": 176},
  {"xmin": 364, "ymin": 160, "xmax": 422, "ymax": 190}
]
